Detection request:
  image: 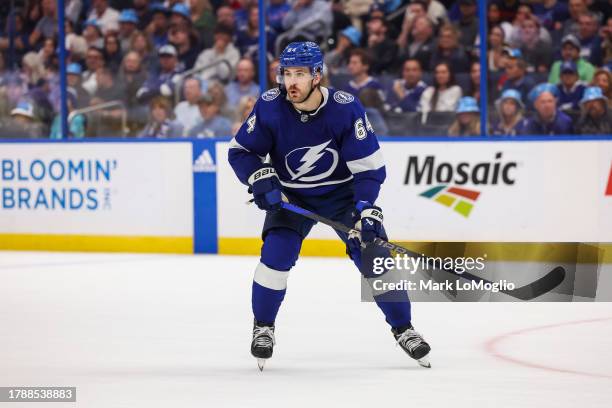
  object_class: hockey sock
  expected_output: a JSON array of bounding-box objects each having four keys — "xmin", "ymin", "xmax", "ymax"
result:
[
  {"xmin": 252, "ymin": 278, "xmax": 286, "ymax": 326},
  {"xmin": 252, "ymin": 229, "xmax": 302, "ymax": 324},
  {"xmin": 356, "ymin": 242, "xmax": 412, "ymax": 329},
  {"xmin": 373, "ymin": 290, "xmax": 412, "ymax": 329}
]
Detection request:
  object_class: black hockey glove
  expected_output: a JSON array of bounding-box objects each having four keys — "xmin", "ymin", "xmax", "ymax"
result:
[
  {"xmin": 350, "ymin": 201, "xmax": 384, "ymax": 246},
  {"xmin": 248, "ymin": 167, "xmax": 282, "ymax": 211}
]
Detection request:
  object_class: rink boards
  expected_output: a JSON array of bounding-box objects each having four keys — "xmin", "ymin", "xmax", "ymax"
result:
[{"xmin": 1, "ymin": 138, "xmax": 611, "ymax": 262}]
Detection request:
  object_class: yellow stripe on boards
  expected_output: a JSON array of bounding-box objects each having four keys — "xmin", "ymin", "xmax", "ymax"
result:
[
  {"xmin": 218, "ymin": 238, "xmax": 612, "ymax": 263},
  {"xmin": 219, "ymin": 237, "xmax": 347, "ymax": 257},
  {"xmin": 0, "ymin": 234, "xmax": 193, "ymax": 254}
]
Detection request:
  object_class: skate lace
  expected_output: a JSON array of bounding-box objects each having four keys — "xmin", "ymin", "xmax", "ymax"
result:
[
  {"xmin": 396, "ymin": 328, "xmax": 424, "ymax": 352},
  {"xmin": 253, "ymin": 326, "xmax": 276, "ymax": 348}
]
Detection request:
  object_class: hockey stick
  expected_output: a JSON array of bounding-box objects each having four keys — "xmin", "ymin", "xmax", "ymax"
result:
[{"xmin": 279, "ymin": 201, "xmax": 566, "ymax": 301}]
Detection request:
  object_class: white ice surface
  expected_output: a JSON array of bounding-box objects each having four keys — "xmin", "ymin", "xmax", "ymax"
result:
[{"xmin": 0, "ymin": 252, "xmax": 611, "ymax": 408}]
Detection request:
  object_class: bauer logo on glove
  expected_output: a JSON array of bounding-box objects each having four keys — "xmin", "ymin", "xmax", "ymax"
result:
[
  {"xmin": 248, "ymin": 167, "xmax": 283, "ymax": 212},
  {"xmin": 351, "ymin": 201, "xmax": 385, "ymax": 246}
]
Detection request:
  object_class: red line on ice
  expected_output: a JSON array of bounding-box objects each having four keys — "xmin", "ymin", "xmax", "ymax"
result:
[
  {"xmin": 484, "ymin": 317, "xmax": 612, "ymax": 380},
  {"xmin": 606, "ymin": 163, "xmax": 612, "ymax": 196}
]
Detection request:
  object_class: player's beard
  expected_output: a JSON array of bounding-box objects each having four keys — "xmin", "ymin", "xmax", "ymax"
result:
[{"xmin": 287, "ymin": 81, "xmax": 315, "ymax": 104}]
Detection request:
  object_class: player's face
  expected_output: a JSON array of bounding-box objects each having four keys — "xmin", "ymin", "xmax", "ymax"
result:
[{"xmin": 283, "ymin": 67, "xmax": 315, "ymax": 103}]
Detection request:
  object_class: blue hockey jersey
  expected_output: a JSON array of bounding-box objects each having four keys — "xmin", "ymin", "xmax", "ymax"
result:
[{"xmin": 228, "ymin": 87, "xmax": 386, "ymax": 204}]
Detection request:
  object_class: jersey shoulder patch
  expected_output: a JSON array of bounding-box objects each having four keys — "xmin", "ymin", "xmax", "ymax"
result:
[
  {"xmin": 333, "ymin": 90, "xmax": 355, "ymax": 104},
  {"xmin": 262, "ymin": 88, "xmax": 280, "ymax": 101}
]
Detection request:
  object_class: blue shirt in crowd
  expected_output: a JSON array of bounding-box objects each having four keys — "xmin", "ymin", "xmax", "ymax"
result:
[
  {"xmin": 557, "ymin": 82, "xmax": 586, "ymax": 111},
  {"xmin": 225, "ymin": 81, "xmax": 260, "ymax": 106},
  {"xmin": 189, "ymin": 115, "xmax": 233, "ymax": 138},
  {"xmin": 388, "ymin": 80, "xmax": 427, "ymax": 113},
  {"xmin": 524, "ymin": 110, "xmax": 574, "ymax": 135}
]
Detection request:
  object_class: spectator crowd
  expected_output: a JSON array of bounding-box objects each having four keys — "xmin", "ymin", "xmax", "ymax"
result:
[
  {"xmin": 487, "ymin": 0, "xmax": 611, "ymax": 135},
  {"xmin": 0, "ymin": 0, "xmax": 610, "ymax": 138}
]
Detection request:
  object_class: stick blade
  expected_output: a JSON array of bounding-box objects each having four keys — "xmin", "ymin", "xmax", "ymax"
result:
[{"xmin": 505, "ymin": 266, "xmax": 566, "ymax": 300}]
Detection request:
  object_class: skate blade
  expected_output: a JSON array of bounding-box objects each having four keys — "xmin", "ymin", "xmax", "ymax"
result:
[
  {"xmin": 257, "ymin": 358, "xmax": 267, "ymax": 371},
  {"xmin": 417, "ymin": 355, "xmax": 431, "ymax": 368}
]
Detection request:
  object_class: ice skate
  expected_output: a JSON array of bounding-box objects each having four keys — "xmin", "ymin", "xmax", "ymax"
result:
[
  {"xmin": 393, "ymin": 325, "xmax": 431, "ymax": 368},
  {"xmin": 251, "ymin": 321, "xmax": 275, "ymax": 371}
]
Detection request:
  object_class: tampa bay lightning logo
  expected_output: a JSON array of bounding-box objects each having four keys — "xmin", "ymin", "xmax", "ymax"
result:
[
  {"xmin": 262, "ymin": 88, "xmax": 280, "ymax": 101},
  {"xmin": 285, "ymin": 140, "xmax": 339, "ymax": 182},
  {"xmin": 333, "ymin": 91, "xmax": 354, "ymax": 104}
]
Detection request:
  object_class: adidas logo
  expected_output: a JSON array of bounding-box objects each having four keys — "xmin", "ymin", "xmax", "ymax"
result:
[
  {"xmin": 193, "ymin": 149, "xmax": 216, "ymax": 173},
  {"xmin": 420, "ymin": 185, "xmax": 480, "ymax": 217}
]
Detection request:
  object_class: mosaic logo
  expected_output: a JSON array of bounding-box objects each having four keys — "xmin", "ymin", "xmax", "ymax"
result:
[
  {"xmin": 404, "ymin": 152, "xmax": 518, "ymax": 217},
  {"xmin": 420, "ymin": 185, "xmax": 480, "ymax": 217},
  {"xmin": 404, "ymin": 152, "xmax": 517, "ymax": 186}
]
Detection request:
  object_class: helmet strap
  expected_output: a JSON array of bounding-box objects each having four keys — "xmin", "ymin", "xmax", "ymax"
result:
[{"xmin": 299, "ymin": 78, "xmax": 318, "ymax": 104}]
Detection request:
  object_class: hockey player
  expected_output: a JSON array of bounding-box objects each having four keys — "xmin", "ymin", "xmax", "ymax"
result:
[{"xmin": 228, "ymin": 42, "xmax": 430, "ymax": 370}]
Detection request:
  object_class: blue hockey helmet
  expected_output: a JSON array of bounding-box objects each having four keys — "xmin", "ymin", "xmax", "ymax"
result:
[{"xmin": 279, "ymin": 42, "xmax": 324, "ymax": 76}]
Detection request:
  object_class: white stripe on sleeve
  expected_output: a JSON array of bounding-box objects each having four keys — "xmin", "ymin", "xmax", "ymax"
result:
[
  {"xmin": 345, "ymin": 149, "xmax": 385, "ymax": 174},
  {"xmin": 229, "ymin": 137, "xmax": 250, "ymax": 152}
]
